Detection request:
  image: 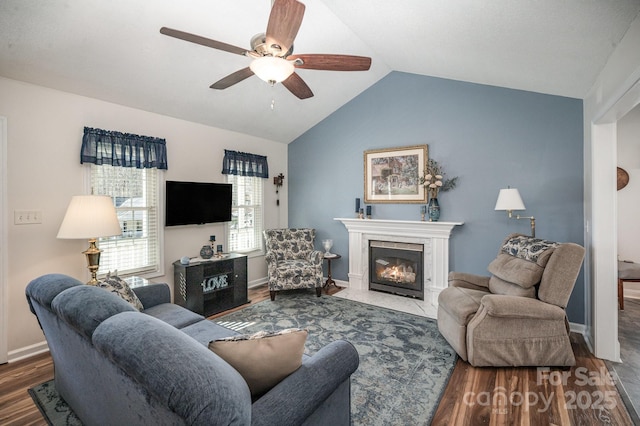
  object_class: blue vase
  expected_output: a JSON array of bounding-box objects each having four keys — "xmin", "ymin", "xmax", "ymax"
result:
[
  {"xmin": 428, "ymin": 198, "xmax": 440, "ymax": 222},
  {"xmin": 200, "ymin": 245, "xmax": 214, "ymax": 259}
]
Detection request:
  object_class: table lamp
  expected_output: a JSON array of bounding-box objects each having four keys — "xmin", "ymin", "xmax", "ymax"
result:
[
  {"xmin": 57, "ymin": 195, "xmax": 122, "ymax": 284},
  {"xmin": 494, "ymin": 187, "xmax": 536, "ymax": 237}
]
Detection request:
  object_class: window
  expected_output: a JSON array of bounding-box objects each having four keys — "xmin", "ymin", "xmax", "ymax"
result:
[
  {"xmin": 227, "ymin": 174, "xmax": 264, "ymax": 253},
  {"xmin": 90, "ymin": 164, "xmax": 162, "ymax": 276}
]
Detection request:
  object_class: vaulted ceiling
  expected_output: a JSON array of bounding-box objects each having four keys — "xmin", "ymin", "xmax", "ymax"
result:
[{"xmin": 1, "ymin": 0, "xmax": 639, "ymax": 143}]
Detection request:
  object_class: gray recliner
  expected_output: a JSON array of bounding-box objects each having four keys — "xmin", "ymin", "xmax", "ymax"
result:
[{"xmin": 437, "ymin": 233, "xmax": 585, "ymax": 367}]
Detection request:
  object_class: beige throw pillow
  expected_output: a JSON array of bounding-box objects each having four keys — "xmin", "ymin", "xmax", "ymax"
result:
[{"xmin": 208, "ymin": 328, "xmax": 307, "ymax": 397}]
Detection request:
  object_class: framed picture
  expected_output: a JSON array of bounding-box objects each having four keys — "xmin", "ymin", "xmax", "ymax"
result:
[{"xmin": 364, "ymin": 145, "xmax": 428, "ymax": 203}]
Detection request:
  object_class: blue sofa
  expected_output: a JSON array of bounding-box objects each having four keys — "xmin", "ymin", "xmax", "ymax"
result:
[{"xmin": 26, "ymin": 274, "xmax": 359, "ymax": 425}]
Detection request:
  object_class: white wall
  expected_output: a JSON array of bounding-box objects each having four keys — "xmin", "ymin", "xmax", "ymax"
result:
[
  {"xmin": 617, "ymin": 104, "xmax": 640, "ymax": 297},
  {"xmin": 0, "ymin": 76, "xmax": 288, "ymax": 360},
  {"xmin": 584, "ymin": 14, "xmax": 640, "ymax": 360}
]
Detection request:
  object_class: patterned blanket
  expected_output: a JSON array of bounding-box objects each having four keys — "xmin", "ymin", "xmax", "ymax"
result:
[{"xmin": 502, "ymin": 235, "xmax": 558, "ymax": 262}]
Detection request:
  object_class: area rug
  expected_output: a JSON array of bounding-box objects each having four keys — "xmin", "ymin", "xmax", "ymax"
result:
[
  {"xmin": 28, "ymin": 293, "xmax": 456, "ymax": 425},
  {"xmin": 216, "ymin": 292, "xmax": 457, "ymax": 425},
  {"xmin": 28, "ymin": 380, "xmax": 82, "ymax": 426}
]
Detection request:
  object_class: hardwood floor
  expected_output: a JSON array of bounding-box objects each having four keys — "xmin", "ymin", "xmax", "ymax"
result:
[
  {"xmin": 0, "ymin": 285, "xmax": 633, "ymax": 425},
  {"xmin": 607, "ymin": 297, "xmax": 640, "ymax": 424},
  {"xmin": 0, "ymin": 352, "xmax": 54, "ymax": 425},
  {"xmin": 432, "ymin": 333, "xmax": 633, "ymax": 425}
]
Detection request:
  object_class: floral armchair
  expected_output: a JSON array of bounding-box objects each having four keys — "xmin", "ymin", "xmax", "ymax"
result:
[{"xmin": 263, "ymin": 228, "xmax": 324, "ymax": 300}]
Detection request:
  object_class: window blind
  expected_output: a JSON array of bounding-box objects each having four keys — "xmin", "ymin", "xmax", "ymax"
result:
[
  {"xmin": 91, "ymin": 164, "xmax": 161, "ymax": 275},
  {"xmin": 227, "ymin": 174, "xmax": 264, "ymax": 253}
]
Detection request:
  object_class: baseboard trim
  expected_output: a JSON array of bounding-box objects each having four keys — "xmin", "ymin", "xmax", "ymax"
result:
[
  {"xmin": 248, "ymin": 277, "xmax": 268, "ymax": 289},
  {"xmin": 569, "ymin": 321, "xmax": 599, "ymax": 358},
  {"xmin": 333, "ymin": 278, "xmax": 349, "ymax": 288},
  {"xmin": 8, "ymin": 340, "xmax": 49, "ymax": 363},
  {"xmin": 569, "ymin": 321, "xmax": 586, "ymax": 335}
]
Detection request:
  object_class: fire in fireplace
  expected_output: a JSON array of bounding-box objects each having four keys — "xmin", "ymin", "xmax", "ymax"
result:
[{"xmin": 369, "ymin": 241, "xmax": 424, "ymax": 299}]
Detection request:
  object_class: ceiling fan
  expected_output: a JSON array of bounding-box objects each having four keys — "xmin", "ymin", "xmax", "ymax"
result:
[{"xmin": 160, "ymin": 0, "xmax": 371, "ymax": 100}]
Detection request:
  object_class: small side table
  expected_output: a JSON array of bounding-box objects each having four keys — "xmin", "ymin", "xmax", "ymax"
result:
[{"xmin": 323, "ymin": 253, "xmax": 342, "ymax": 293}]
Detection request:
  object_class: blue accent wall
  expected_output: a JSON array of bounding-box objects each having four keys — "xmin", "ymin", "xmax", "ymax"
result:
[{"xmin": 288, "ymin": 71, "xmax": 585, "ymax": 323}]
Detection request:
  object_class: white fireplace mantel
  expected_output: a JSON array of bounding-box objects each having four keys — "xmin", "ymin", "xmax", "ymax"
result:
[{"xmin": 335, "ymin": 218, "xmax": 463, "ymax": 306}]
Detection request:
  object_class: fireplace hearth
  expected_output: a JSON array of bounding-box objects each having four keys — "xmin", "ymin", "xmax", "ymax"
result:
[{"xmin": 369, "ymin": 241, "xmax": 424, "ymax": 299}]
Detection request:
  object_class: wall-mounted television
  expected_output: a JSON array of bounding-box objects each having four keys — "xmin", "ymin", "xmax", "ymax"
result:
[{"xmin": 165, "ymin": 181, "xmax": 232, "ymax": 226}]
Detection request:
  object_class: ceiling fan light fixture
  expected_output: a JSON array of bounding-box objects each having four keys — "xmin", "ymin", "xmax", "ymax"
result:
[{"xmin": 250, "ymin": 56, "xmax": 294, "ymax": 85}]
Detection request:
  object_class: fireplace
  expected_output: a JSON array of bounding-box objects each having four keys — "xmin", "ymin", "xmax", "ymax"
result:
[
  {"xmin": 369, "ymin": 241, "xmax": 424, "ymax": 299},
  {"xmin": 336, "ymin": 218, "xmax": 463, "ymax": 307}
]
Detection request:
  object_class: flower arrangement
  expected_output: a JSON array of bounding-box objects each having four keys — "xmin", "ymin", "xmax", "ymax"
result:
[{"xmin": 421, "ymin": 159, "xmax": 458, "ymax": 199}]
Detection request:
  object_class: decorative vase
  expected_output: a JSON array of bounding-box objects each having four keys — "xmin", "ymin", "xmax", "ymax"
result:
[
  {"xmin": 322, "ymin": 239, "xmax": 333, "ymax": 255},
  {"xmin": 200, "ymin": 245, "xmax": 214, "ymax": 259},
  {"xmin": 428, "ymin": 197, "xmax": 440, "ymax": 222}
]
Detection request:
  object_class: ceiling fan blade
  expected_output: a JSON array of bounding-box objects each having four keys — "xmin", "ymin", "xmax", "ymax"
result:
[
  {"xmin": 289, "ymin": 54, "xmax": 372, "ymax": 71},
  {"xmin": 210, "ymin": 67, "xmax": 255, "ymax": 90},
  {"xmin": 282, "ymin": 72, "xmax": 313, "ymax": 99},
  {"xmin": 265, "ymin": 0, "xmax": 305, "ymax": 56},
  {"xmin": 160, "ymin": 27, "xmax": 247, "ymax": 56}
]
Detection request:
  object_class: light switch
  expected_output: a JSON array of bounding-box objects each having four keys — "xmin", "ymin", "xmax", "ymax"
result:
[{"xmin": 14, "ymin": 210, "xmax": 42, "ymax": 225}]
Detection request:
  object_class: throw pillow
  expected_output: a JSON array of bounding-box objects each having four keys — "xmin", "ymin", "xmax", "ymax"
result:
[
  {"xmin": 208, "ymin": 328, "xmax": 308, "ymax": 397},
  {"xmin": 93, "ymin": 273, "xmax": 144, "ymax": 311}
]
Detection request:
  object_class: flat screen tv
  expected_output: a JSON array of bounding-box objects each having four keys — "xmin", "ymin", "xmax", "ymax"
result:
[{"xmin": 165, "ymin": 181, "xmax": 232, "ymax": 226}]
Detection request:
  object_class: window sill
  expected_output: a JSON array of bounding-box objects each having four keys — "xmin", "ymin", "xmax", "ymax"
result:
[{"xmin": 233, "ymin": 249, "xmax": 265, "ymax": 259}]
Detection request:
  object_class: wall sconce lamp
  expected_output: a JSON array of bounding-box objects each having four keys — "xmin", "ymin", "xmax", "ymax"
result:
[
  {"xmin": 494, "ymin": 187, "xmax": 536, "ymax": 238},
  {"xmin": 57, "ymin": 195, "xmax": 122, "ymax": 284}
]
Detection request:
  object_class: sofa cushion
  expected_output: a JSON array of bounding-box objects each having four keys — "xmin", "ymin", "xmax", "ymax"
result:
[
  {"xmin": 209, "ymin": 328, "xmax": 308, "ymax": 397},
  {"xmin": 488, "ymin": 275, "xmax": 537, "ymax": 298},
  {"xmin": 52, "ymin": 285, "xmax": 137, "ymax": 339},
  {"xmin": 132, "ymin": 283, "xmax": 171, "ymax": 309},
  {"xmin": 487, "ymin": 254, "xmax": 544, "ymax": 289},
  {"xmin": 93, "ymin": 274, "xmax": 144, "ymax": 311},
  {"xmin": 143, "ymin": 303, "xmax": 204, "ymax": 329},
  {"xmin": 487, "ymin": 236, "xmax": 558, "ymax": 290},
  {"xmin": 276, "ymin": 260, "xmax": 318, "ymax": 278},
  {"xmin": 180, "ymin": 318, "xmax": 238, "ymax": 346}
]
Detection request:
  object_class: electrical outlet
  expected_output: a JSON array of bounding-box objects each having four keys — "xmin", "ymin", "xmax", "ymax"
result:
[{"xmin": 14, "ymin": 210, "xmax": 42, "ymax": 225}]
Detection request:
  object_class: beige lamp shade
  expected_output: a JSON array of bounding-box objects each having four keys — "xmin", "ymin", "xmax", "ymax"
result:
[
  {"xmin": 494, "ymin": 188, "xmax": 526, "ymax": 211},
  {"xmin": 57, "ymin": 195, "xmax": 122, "ymax": 239}
]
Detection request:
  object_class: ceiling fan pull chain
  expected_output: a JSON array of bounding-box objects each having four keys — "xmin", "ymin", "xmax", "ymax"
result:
[{"xmin": 271, "ymin": 98, "xmax": 276, "ymax": 110}]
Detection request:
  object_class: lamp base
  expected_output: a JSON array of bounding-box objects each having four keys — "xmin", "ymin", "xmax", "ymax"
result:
[{"xmin": 83, "ymin": 238, "xmax": 102, "ymax": 285}]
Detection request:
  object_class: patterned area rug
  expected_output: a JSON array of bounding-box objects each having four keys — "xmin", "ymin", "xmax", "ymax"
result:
[
  {"xmin": 28, "ymin": 380, "xmax": 82, "ymax": 425},
  {"xmin": 29, "ymin": 293, "xmax": 456, "ymax": 425},
  {"xmin": 217, "ymin": 292, "xmax": 457, "ymax": 425}
]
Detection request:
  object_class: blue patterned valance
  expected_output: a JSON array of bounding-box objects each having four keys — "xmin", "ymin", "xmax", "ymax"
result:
[
  {"xmin": 222, "ymin": 149, "xmax": 269, "ymax": 178},
  {"xmin": 80, "ymin": 127, "xmax": 168, "ymax": 170}
]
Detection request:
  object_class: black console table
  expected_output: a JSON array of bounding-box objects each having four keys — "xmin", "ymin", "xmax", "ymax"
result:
[{"xmin": 173, "ymin": 253, "xmax": 249, "ymax": 317}]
